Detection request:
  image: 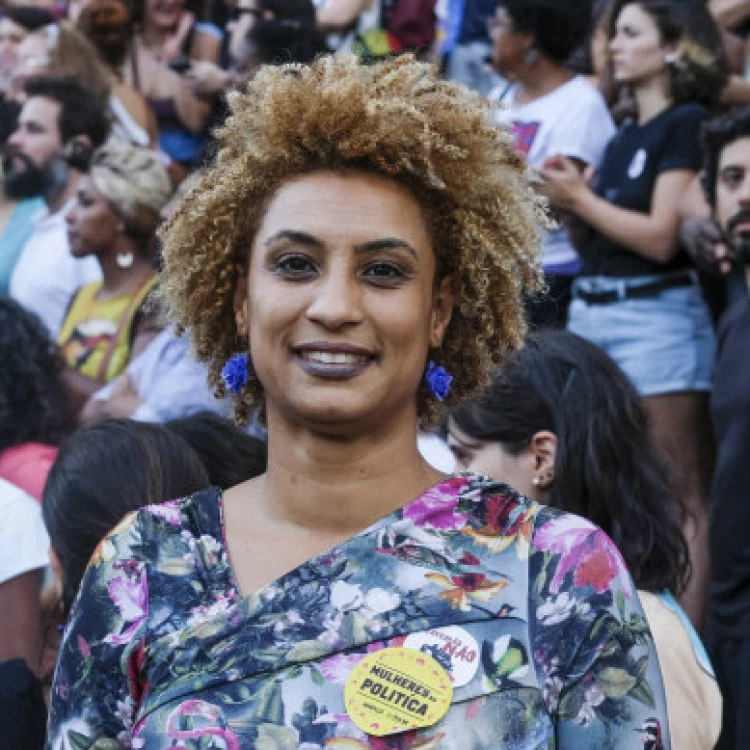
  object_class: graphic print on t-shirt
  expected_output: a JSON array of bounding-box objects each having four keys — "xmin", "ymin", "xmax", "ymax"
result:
[{"xmin": 512, "ymin": 121, "xmax": 541, "ymax": 156}]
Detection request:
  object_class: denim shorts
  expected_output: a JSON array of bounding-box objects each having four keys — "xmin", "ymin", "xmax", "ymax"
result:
[{"xmin": 567, "ymin": 272, "xmax": 716, "ymax": 396}]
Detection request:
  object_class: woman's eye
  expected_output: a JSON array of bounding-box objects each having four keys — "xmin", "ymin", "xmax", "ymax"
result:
[
  {"xmin": 362, "ymin": 261, "xmax": 406, "ymax": 284},
  {"xmin": 275, "ymin": 254, "xmax": 317, "ymax": 277}
]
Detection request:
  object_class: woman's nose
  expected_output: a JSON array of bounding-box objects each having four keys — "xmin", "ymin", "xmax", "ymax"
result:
[{"xmin": 305, "ymin": 270, "xmax": 364, "ymax": 329}]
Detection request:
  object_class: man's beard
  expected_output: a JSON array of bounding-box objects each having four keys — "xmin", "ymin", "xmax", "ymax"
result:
[
  {"xmin": 2, "ymin": 150, "xmax": 69, "ymax": 201},
  {"xmin": 726, "ymin": 208, "xmax": 750, "ymax": 267}
]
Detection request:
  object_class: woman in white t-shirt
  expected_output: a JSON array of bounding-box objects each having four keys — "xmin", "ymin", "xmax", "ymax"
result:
[
  {"xmin": 488, "ymin": 0, "xmax": 615, "ymax": 327},
  {"xmin": 0, "ymin": 478, "xmax": 49, "ymax": 676}
]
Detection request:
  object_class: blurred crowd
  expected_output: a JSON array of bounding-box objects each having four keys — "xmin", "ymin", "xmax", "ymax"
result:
[{"xmin": 2, "ymin": 0, "xmax": 750, "ymax": 747}]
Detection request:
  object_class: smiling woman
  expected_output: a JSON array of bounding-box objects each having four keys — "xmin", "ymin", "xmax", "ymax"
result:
[{"xmin": 48, "ymin": 55, "xmax": 673, "ymax": 749}]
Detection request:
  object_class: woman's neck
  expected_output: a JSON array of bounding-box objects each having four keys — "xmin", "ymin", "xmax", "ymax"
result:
[
  {"xmin": 633, "ymin": 74, "xmax": 672, "ymax": 125},
  {"xmin": 515, "ymin": 61, "xmax": 575, "ymax": 105},
  {"xmin": 257, "ymin": 407, "xmax": 444, "ymax": 536},
  {"xmin": 97, "ymin": 237, "xmax": 154, "ymax": 298},
  {"xmin": 140, "ymin": 25, "xmax": 170, "ymax": 54}
]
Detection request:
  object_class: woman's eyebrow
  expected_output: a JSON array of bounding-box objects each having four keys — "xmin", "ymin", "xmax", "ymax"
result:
[
  {"xmin": 354, "ymin": 238, "xmax": 418, "ymax": 260},
  {"xmin": 263, "ymin": 230, "xmax": 324, "ymax": 248}
]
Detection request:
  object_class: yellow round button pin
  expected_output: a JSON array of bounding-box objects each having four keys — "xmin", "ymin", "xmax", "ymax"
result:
[{"xmin": 344, "ymin": 647, "xmax": 453, "ymax": 737}]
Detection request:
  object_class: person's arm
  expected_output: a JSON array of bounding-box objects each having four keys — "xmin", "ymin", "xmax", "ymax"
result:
[
  {"xmin": 316, "ymin": 0, "xmax": 371, "ymax": 30},
  {"xmin": 47, "ymin": 513, "xmax": 149, "ymax": 746},
  {"xmin": 531, "ymin": 510, "xmax": 671, "ymax": 747},
  {"xmin": 62, "ymin": 368, "xmax": 104, "ymax": 419},
  {"xmin": 709, "ymin": 0, "xmax": 750, "ymax": 30},
  {"xmin": 541, "ymin": 156, "xmax": 696, "ymax": 264},
  {"xmin": 189, "ymin": 27, "xmax": 222, "ymax": 65},
  {"xmin": 0, "ymin": 570, "xmax": 43, "ymax": 674}
]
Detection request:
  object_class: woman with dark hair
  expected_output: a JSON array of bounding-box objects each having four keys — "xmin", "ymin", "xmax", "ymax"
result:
[
  {"xmin": 0, "ymin": 298, "xmax": 69, "ymax": 748},
  {"xmin": 42, "ymin": 418, "xmax": 210, "ymax": 615},
  {"xmin": 541, "ymin": 0, "xmax": 727, "ymax": 628},
  {"xmin": 489, "ymin": 0, "xmax": 615, "ymax": 328},
  {"xmin": 166, "ymin": 411, "xmax": 267, "ymax": 489},
  {"xmin": 59, "ymin": 141, "xmax": 173, "ymax": 418},
  {"xmin": 0, "ymin": 297, "xmax": 71, "ymax": 499},
  {"xmin": 448, "ymin": 329, "xmax": 722, "ymax": 749},
  {"xmin": 124, "ymin": 0, "xmax": 219, "ymax": 166}
]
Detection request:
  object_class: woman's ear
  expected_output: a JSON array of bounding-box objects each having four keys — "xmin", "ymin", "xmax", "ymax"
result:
[
  {"xmin": 529, "ymin": 430, "xmax": 558, "ymax": 491},
  {"xmin": 233, "ymin": 271, "xmax": 249, "ymax": 338},
  {"xmin": 429, "ymin": 275, "xmax": 455, "ymax": 349}
]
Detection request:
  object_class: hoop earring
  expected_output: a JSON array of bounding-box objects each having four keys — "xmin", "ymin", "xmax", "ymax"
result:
[
  {"xmin": 524, "ymin": 47, "xmax": 539, "ymax": 66},
  {"xmin": 116, "ymin": 251, "xmax": 134, "ymax": 269}
]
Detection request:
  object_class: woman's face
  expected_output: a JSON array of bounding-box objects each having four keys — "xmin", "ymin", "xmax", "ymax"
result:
[
  {"xmin": 0, "ymin": 18, "xmax": 28, "ymax": 74},
  {"xmin": 609, "ymin": 3, "xmax": 670, "ymax": 86},
  {"xmin": 446, "ymin": 419, "xmax": 538, "ymax": 499},
  {"xmin": 13, "ymin": 33, "xmax": 50, "ymax": 91},
  {"xmin": 145, "ymin": 0, "xmax": 185, "ymax": 32},
  {"xmin": 488, "ymin": 6, "xmax": 531, "ymax": 79},
  {"xmin": 66, "ymin": 176, "xmax": 122, "ymax": 258},
  {"xmin": 236, "ymin": 170, "xmax": 454, "ymax": 435}
]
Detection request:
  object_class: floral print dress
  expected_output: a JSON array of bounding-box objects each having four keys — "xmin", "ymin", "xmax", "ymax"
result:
[{"xmin": 47, "ymin": 474, "xmax": 671, "ymax": 749}]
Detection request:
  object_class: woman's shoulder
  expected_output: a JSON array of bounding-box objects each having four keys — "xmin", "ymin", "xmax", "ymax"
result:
[
  {"xmin": 663, "ymin": 101, "xmax": 712, "ymax": 128},
  {"xmin": 118, "ymin": 486, "xmax": 223, "ymax": 539}
]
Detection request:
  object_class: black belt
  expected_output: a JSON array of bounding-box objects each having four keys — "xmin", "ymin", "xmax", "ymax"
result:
[{"xmin": 574, "ymin": 271, "xmax": 695, "ymax": 305}]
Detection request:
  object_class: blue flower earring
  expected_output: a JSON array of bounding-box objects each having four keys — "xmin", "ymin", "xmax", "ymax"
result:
[
  {"xmin": 425, "ymin": 361, "xmax": 453, "ymax": 401},
  {"xmin": 222, "ymin": 353, "xmax": 249, "ymax": 395}
]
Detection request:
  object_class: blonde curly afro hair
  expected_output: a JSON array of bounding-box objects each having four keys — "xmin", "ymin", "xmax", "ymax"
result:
[{"xmin": 160, "ymin": 54, "xmax": 545, "ymax": 426}]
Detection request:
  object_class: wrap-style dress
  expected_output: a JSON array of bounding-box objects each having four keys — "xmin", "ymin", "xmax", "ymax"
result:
[{"xmin": 47, "ymin": 474, "xmax": 671, "ymax": 748}]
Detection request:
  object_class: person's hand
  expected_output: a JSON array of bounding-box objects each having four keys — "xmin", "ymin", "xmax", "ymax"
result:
[
  {"xmin": 540, "ymin": 155, "xmax": 588, "ymax": 212},
  {"xmin": 164, "ymin": 11, "xmax": 196, "ymax": 62},
  {"xmin": 679, "ymin": 216, "xmax": 734, "ymax": 276},
  {"xmin": 80, "ymin": 375, "xmax": 145, "ymax": 425},
  {"xmin": 185, "ymin": 60, "xmax": 230, "ymax": 98}
]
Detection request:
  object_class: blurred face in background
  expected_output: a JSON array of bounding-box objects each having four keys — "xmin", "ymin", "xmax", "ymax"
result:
[
  {"xmin": 145, "ymin": 0, "xmax": 186, "ymax": 32},
  {"xmin": 714, "ymin": 137, "xmax": 750, "ymax": 251},
  {"xmin": 609, "ymin": 3, "xmax": 671, "ymax": 88},
  {"xmin": 13, "ymin": 31, "xmax": 51, "ymax": 93},
  {"xmin": 488, "ymin": 5, "xmax": 532, "ymax": 79},
  {"xmin": 4, "ymin": 95, "xmax": 62, "ymax": 198},
  {"xmin": 66, "ymin": 175, "xmax": 121, "ymax": 258},
  {"xmin": 0, "ymin": 17, "xmax": 28, "ymax": 73}
]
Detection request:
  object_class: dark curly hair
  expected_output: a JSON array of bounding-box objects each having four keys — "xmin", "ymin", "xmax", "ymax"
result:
[
  {"xmin": 160, "ymin": 55, "xmax": 545, "ymax": 427},
  {"xmin": 607, "ymin": 0, "xmax": 727, "ymax": 109},
  {"xmin": 499, "ymin": 0, "xmax": 594, "ymax": 65},
  {"xmin": 700, "ymin": 106, "xmax": 750, "ymax": 208},
  {"xmin": 0, "ymin": 297, "xmax": 73, "ymax": 453},
  {"xmin": 450, "ymin": 330, "xmax": 691, "ymax": 595}
]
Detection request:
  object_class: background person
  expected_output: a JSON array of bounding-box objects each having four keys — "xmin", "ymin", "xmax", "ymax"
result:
[
  {"xmin": 489, "ymin": 0, "xmax": 615, "ymax": 328},
  {"xmin": 48, "ymin": 54, "xmax": 670, "ymax": 749},
  {"xmin": 0, "ymin": 297, "xmax": 71, "ymax": 501},
  {"xmin": 6, "ymin": 75, "xmax": 108, "ymax": 337},
  {"xmin": 541, "ymin": 0, "xmax": 727, "ymax": 627},
  {"xmin": 697, "ymin": 105, "xmax": 750, "ymax": 750},
  {"xmin": 448, "ymin": 329, "xmax": 722, "ymax": 750},
  {"xmin": 58, "ymin": 142, "xmax": 172, "ymax": 417}
]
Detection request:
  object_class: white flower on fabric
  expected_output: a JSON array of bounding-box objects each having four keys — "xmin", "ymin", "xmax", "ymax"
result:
[
  {"xmin": 363, "ymin": 588, "xmax": 400, "ymax": 614},
  {"xmin": 575, "ymin": 682, "xmax": 605, "ymax": 726},
  {"xmin": 537, "ymin": 592, "xmax": 576, "ymax": 625},
  {"xmin": 330, "ymin": 581, "xmax": 364, "ymax": 612},
  {"xmin": 543, "ymin": 675, "xmax": 564, "ymax": 712}
]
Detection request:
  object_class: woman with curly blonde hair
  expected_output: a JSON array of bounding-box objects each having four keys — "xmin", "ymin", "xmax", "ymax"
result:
[{"xmin": 48, "ymin": 55, "xmax": 671, "ymax": 748}]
